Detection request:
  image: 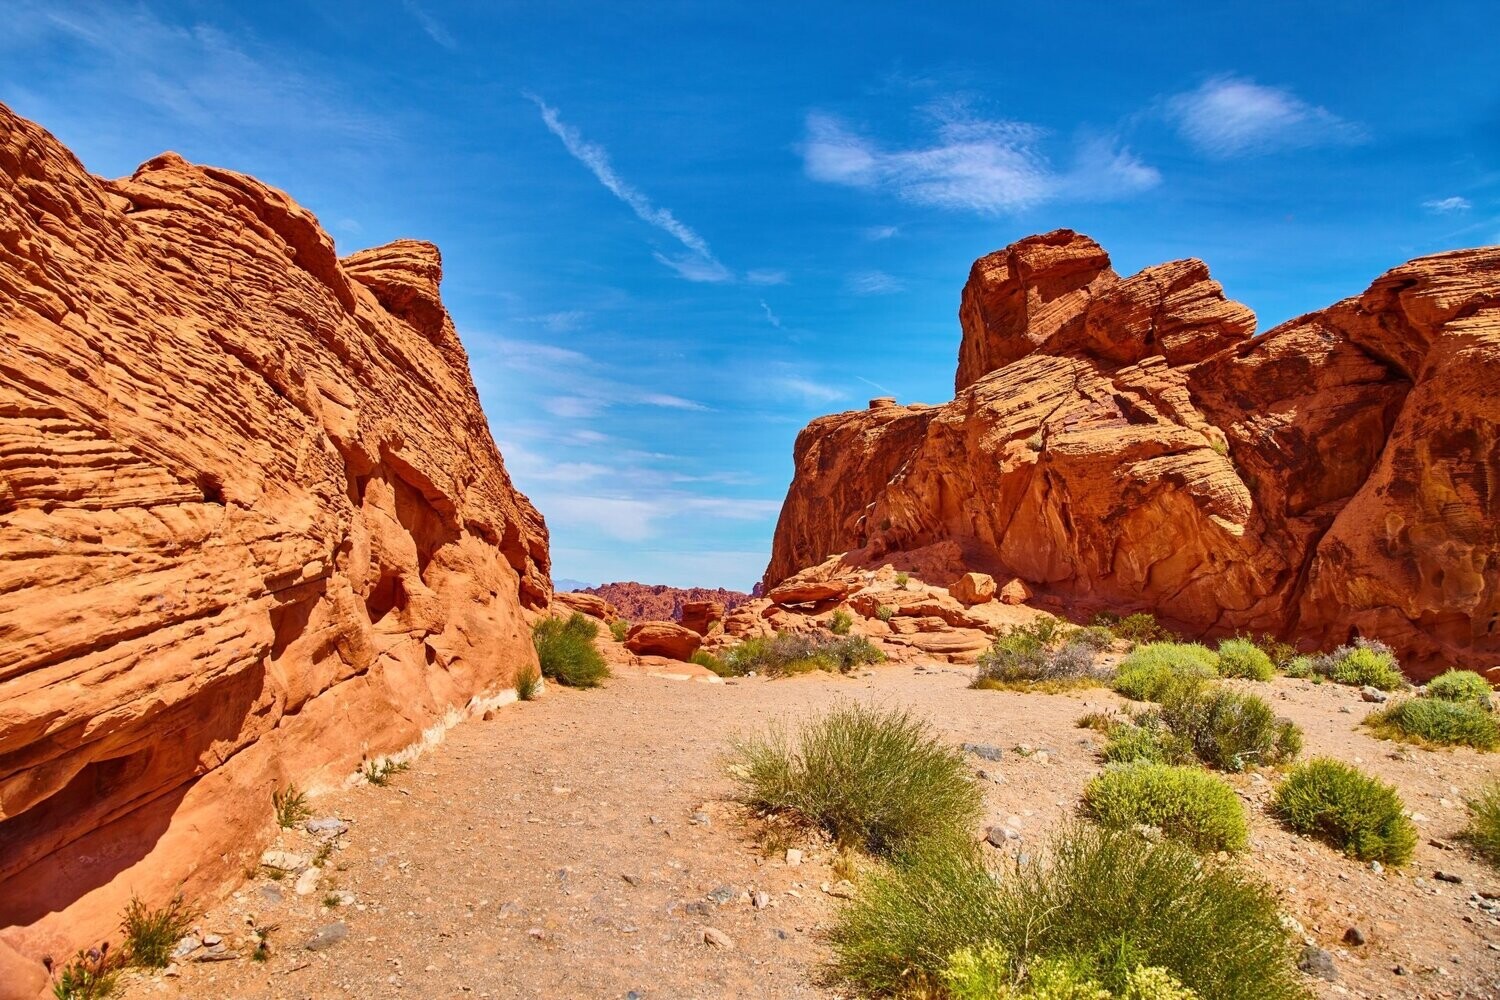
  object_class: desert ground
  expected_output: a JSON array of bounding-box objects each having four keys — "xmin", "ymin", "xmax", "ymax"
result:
[{"xmin": 115, "ymin": 662, "xmax": 1500, "ymax": 1000}]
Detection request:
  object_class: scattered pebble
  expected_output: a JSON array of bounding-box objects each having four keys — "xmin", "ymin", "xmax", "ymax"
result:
[
  {"xmin": 785, "ymin": 848, "xmax": 803, "ymax": 866},
  {"xmin": 961, "ymin": 742, "xmax": 1004, "ymax": 762},
  {"xmin": 1298, "ymin": 945, "xmax": 1338, "ymax": 981},
  {"xmin": 305, "ymin": 922, "xmax": 348, "ymax": 952},
  {"xmin": 702, "ymin": 927, "xmax": 734, "ymax": 949}
]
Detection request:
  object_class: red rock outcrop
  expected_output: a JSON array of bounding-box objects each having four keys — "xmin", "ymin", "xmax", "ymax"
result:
[
  {"xmin": 624, "ymin": 621, "xmax": 703, "ymax": 661},
  {"xmin": 554, "ymin": 591, "xmax": 620, "ymax": 623},
  {"xmin": 0, "ymin": 103, "xmax": 549, "ymax": 968},
  {"xmin": 680, "ymin": 599, "xmax": 725, "ymax": 635},
  {"xmin": 767, "ymin": 229, "xmax": 1500, "ymax": 677},
  {"xmin": 572, "ymin": 582, "xmax": 751, "ymax": 623}
]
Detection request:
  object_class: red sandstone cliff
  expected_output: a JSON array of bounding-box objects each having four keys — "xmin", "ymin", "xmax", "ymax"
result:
[
  {"xmin": 0, "ymin": 103, "xmax": 549, "ymax": 968},
  {"xmin": 571, "ymin": 582, "xmax": 752, "ymax": 623},
  {"xmin": 766, "ymin": 230, "xmax": 1499, "ymax": 676}
]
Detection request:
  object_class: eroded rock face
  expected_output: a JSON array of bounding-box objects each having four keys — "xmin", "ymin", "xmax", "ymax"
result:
[
  {"xmin": 624, "ymin": 621, "xmax": 703, "ymax": 661},
  {"xmin": 0, "ymin": 104, "xmax": 549, "ymax": 961},
  {"xmin": 767, "ymin": 229, "xmax": 1500, "ymax": 676}
]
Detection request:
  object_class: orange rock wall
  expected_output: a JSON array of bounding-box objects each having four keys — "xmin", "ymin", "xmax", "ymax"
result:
[
  {"xmin": 767, "ymin": 230, "xmax": 1500, "ymax": 676},
  {"xmin": 0, "ymin": 104, "xmax": 549, "ymax": 962}
]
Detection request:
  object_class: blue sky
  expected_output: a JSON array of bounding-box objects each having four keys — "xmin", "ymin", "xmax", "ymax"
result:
[{"xmin": 4, "ymin": 2, "xmax": 1496, "ymax": 589}]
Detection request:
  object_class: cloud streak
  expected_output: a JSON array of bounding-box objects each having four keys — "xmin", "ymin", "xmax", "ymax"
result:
[
  {"xmin": 802, "ymin": 103, "xmax": 1158, "ymax": 214},
  {"xmin": 529, "ymin": 94, "xmax": 731, "ymax": 282},
  {"xmin": 1166, "ymin": 76, "xmax": 1365, "ymax": 158},
  {"xmin": 1422, "ymin": 196, "xmax": 1472, "ymax": 214}
]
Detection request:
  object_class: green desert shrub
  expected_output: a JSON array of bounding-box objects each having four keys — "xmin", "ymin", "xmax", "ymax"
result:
[
  {"xmin": 272, "ymin": 783, "xmax": 310, "ymax": 829},
  {"xmin": 942, "ymin": 945, "xmax": 1199, "ymax": 1000},
  {"xmin": 1111, "ymin": 612, "xmax": 1173, "ymax": 645},
  {"xmin": 514, "ymin": 662, "xmax": 542, "ymax": 700},
  {"xmin": 1101, "ymin": 714, "xmax": 1195, "ymax": 767},
  {"xmin": 829, "ymin": 825, "xmax": 1304, "ymax": 1000},
  {"xmin": 608, "ymin": 618, "xmax": 630, "ymax": 642},
  {"xmin": 689, "ymin": 649, "xmax": 729, "ymax": 676},
  {"xmin": 1281, "ymin": 656, "xmax": 1317, "ymax": 680},
  {"xmin": 1070, "ymin": 625, "xmax": 1116, "ymax": 652},
  {"xmin": 49, "ymin": 945, "xmax": 121, "ymax": 1000},
  {"xmin": 1463, "ymin": 780, "xmax": 1500, "ymax": 867},
  {"xmin": 1084, "ymin": 762, "xmax": 1249, "ymax": 853},
  {"xmin": 1312, "ymin": 638, "xmax": 1404, "ymax": 690},
  {"xmin": 895, "ymin": 571, "xmax": 911, "ymax": 589},
  {"xmin": 1364, "ymin": 697, "xmax": 1499, "ymax": 750},
  {"xmin": 1216, "ymin": 638, "xmax": 1275, "ymax": 682},
  {"xmin": 1113, "ymin": 643, "xmax": 1219, "ymax": 702},
  {"xmin": 829, "ymin": 608, "xmax": 854, "ymax": 636},
  {"xmin": 973, "ymin": 620, "xmax": 1104, "ymax": 690},
  {"xmin": 532, "ymin": 613, "xmax": 609, "ymax": 688},
  {"xmin": 121, "ymin": 893, "xmax": 196, "ymax": 968},
  {"xmin": 726, "ymin": 702, "xmax": 981, "ymax": 856},
  {"xmin": 875, "ymin": 604, "xmax": 896, "ymax": 622},
  {"xmin": 1274, "ymin": 758, "xmax": 1416, "ymax": 864},
  {"xmin": 1425, "ymin": 669, "xmax": 1493, "ymax": 708},
  {"xmin": 1158, "ymin": 684, "xmax": 1303, "ymax": 772},
  {"xmin": 719, "ymin": 631, "xmax": 884, "ymax": 677}
]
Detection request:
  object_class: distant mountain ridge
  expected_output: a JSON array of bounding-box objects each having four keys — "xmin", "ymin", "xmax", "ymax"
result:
[
  {"xmin": 552, "ymin": 578, "xmax": 593, "ymax": 593},
  {"xmin": 576, "ymin": 582, "xmax": 753, "ymax": 623}
]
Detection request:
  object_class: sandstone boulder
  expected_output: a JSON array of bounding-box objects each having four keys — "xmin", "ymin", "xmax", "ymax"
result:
[
  {"xmin": 0, "ymin": 103, "xmax": 549, "ymax": 961},
  {"xmin": 554, "ymin": 591, "xmax": 620, "ymax": 622},
  {"xmin": 680, "ymin": 599, "xmax": 725, "ymax": 635},
  {"xmin": 950, "ymin": 572, "xmax": 997, "ymax": 606},
  {"xmin": 624, "ymin": 621, "xmax": 703, "ymax": 661},
  {"xmin": 999, "ymin": 578, "xmax": 1033, "ymax": 606},
  {"xmin": 767, "ymin": 578, "xmax": 850, "ymax": 606},
  {"xmin": 765, "ymin": 228, "xmax": 1500, "ymax": 677}
]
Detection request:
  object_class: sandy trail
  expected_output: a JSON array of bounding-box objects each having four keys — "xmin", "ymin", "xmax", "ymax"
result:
[{"xmin": 118, "ymin": 665, "xmax": 1500, "ymax": 999}]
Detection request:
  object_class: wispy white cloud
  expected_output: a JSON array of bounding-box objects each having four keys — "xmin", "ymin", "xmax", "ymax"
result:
[
  {"xmin": 776, "ymin": 376, "xmax": 846, "ymax": 405},
  {"xmin": 401, "ymin": 0, "xmax": 457, "ymax": 50},
  {"xmin": 1422, "ymin": 196, "xmax": 1472, "ymax": 214},
  {"xmin": 529, "ymin": 94, "xmax": 731, "ymax": 283},
  {"xmin": 802, "ymin": 103, "xmax": 1158, "ymax": 214},
  {"xmin": 746, "ymin": 269, "xmax": 789, "ymax": 285},
  {"xmin": 856, "ymin": 374, "xmax": 893, "ymax": 395},
  {"xmin": 487, "ymin": 335, "xmax": 707, "ymax": 418},
  {"xmin": 864, "ymin": 225, "xmax": 899, "ymax": 240},
  {"xmin": 1165, "ymin": 76, "xmax": 1365, "ymax": 158},
  {"xmin": 846, "ymin": 270, "xmax": 905, "ymax": 295},
  {"xmin": 546, "ymin": 493, "xmax": 780, "ymax": 542},
  {"xmin": 760, "ymin": 300, "xmax": 783, "ymax": 329},
  {"xmin": 638, "ymin": 393, "xmax": 708, "ymax": 411}
]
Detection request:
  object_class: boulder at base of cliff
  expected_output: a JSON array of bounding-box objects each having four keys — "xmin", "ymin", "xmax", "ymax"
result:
[
  {"xmin": 950, "ymin": 572, "xmax": 997, "ymax": 606},
  {"xmin": 625, "ymin": 622, "xmax": 703, "ymax": 661}
]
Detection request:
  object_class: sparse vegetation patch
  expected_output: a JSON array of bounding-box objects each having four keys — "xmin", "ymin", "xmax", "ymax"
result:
[
  {"xmin": 1425, "ymin": 669, "xmax": 1493, "ymax": 708},
  {"xmin": 972, "ymin": 620, "xmax": 1106, "ymax": 691},
  {"xmin": 1463, "ymin": 779, "xmax": 1500, "ymax": 867},
  {"xmin": 1274, "ymin": 758, "xmax": 1416, "ymax": 864},
  {"xmin": 273, "ymin": 783, "xmax": 310, "ymax": 829},
  {"xmin": 120, "ymin": 892, "xmax": 196, "ymax": 968},
  {"xmin": 1216, "ymin": 638, "xmax": 1275, "ymax": 681},
  {"xmin": 1113, "ymin": 643, "xmax": 1219, "ymax": 702},
  {"xmin": 533, "ymin": 613, "xmax": 609, "ymax": 688},
  {"xmin": 717, "ymin": 631, "xmax": 884, "ymax": 677},
  {"xmin": 1085, "ymin": 762, "xmax": 1249, "ymax": 853},
  {"xmin": 829, "ymin": 825, "xmax": 1305, "ymax": 999},
  {"xmin": 1364, "ymin": 696, "xmax": 1499, "ymax": 750},
  {"xmin": 726, "ymin": 702, "xmax": 982, "ymax": 856}
]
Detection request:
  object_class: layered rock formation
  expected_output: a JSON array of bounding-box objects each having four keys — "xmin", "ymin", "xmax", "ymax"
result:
[
  {"xmin": 0, "ymin": 103, "xmax": 549, "ymax": 966},
  {"xmin": 767, "ymin": 230, "xmax": 1500, "ymax": 676},
  {"xmin": 572, "ymin": 582, "xmax": 752, "ymax": 624}
]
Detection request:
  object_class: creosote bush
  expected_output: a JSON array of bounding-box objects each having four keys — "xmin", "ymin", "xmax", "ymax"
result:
[
  {"xmin": 726, "ymin": 702, "xmax": 982, "ymax": 856},
  {"xmin": 532, "ymin": 613, "xmax": 609, "ymax": 688},
  {"xmin": 718, "ymin": 631, "xmax": 884, "ymax": 677},
  {"xmin": 829, "ymin": 825, "xmax": 1305, "ymax": 1000},
  {"xmin": 972, "ymin": 620, "xmax": 1105, "ymax": 691},
  {"xmin": 1113, "ymin": 643, "xmax": 1219, "ymax": 702},
  {"xmin": 829, "ymin": 608, "xmax": 854, "ymax": 636},
  {"xmin": 1216, "ymin": 638, "xmax": 1275, "ymax": 682},
  {"xmin": 608, "ymin": 618, "xmax": 630, "ymax": 642},
  {"xmin": 1094, "ymin": 611, "xmax": 1173, "ymax": 645},
  {"xmin": 1157, "ymin": 684, "xmax": 1302, "ymax": 772},
  {"xmin": 1425, "ymin": 669, "xmax": 1493, "ymax": 708},
  {"xmin": 875, "ymin": 604, "xmax": 896, "ymax": 622},
  {"xmin": 1309, "ymin": 638, "xmax": 1405, "ymax": 690},
  {"xmin": 120, "ymin": 892, "xmax": 196, "ymax": 968},
  {"xmin": 1364, "ymin": 696, "xmax": 1499, "ymax": 750},
  {"xmin": 1084, "ymin": 762, "xmax": 1249, "ymax": 853},
  {"xmin": 690, "ymin": 649, "xmax": 729, "ymax": 676},
  {"xmin": 1463, "ymin": 780, "xmax": 1500, "ymax": 867},
  {"xmin": 1274, "ymin": 758, "xmax": 1416, "ymax": 865}
]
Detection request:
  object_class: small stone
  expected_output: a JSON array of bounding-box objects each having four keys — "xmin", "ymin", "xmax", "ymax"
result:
[
  {"xmin": 702, "ymin": 927, "xmax": 734, "ymax": 949},
  {"xmin": 1434, "ymin": 870, "xmax": 1463, "ymax": 884},
  {"xmin": 305, "ymin": 816, "xmax": 349, "ymax": 837},
  {"xmin": 328, "ymin": 890, "xmax": 356, "ymax": 906},
  {"xmin": 985, "ymin": 826, "xmax": 1021, "ymax": 848},
  {"xmin": 976, "ymin": 768, "xmax": 1005, "ymax": 784},
  {"xmin": 194, "ymin": 943, "xmax": 237, "ymax": 962},
  {"xmin": 1297, "ymin": 945, "xmax": 1338, "ymax": 981},
  {"xmin": 823, "ymin": 880, "xmax": 856, "ymax": 899},
  {"xmin": 171, "ymin": 935, "xmax": 202, "ymax": 960},
  {"xmin": 706, "ymin": 884, "xmax": 738, "ymax": 906},
  {"xmin": 259, "ymin": 850, "xmax": 308, "ymax": 872},
  {"xmin": 1370, "ymin": 860, "xmax": 1384, "ymax": 875},
  {"xmin": 527, "ymin": 927, "xmax": 547, "ymax": 941},
  {"xmin": 753, "ymin": 891, "xmax": 770, "ymax": 910},
  {"xmin": 690, "ymin": 812, "xmax": 712, "ymax": 827},
  {"xmin": 258, "ymin": 884, "xmax": 283, "ymax": 905},
  {"xmin": 294, "ymin": 867, "xmax": 322, "ymax": 896},
  {"xmin": 1393, "ymin": 965, "xmax": 1407, "ymax": 976},
  {"xmin": 1360, "ymin": 686, "xmax": 1388, "ymax": 703},
  {"xmin": 305, "ymin": 922, "xmax": 348, "ymax": 952},
  {"xmin": 621, "ymin": 874, "xmax": 642, "ymax": 887},
  {"xmin": 1342, "ymin": 927, "xmax": 1366, "ymax": 946},
  {"xmin": 1034, "ymin": 751, "xmax": 1050, "ymax": 764},
  {"xmin": 785, "ymin": 848, "xmax": 803, "ymax": 866},
  {"xmin": 201, "ymin": 934, "xmax": 222, "ymax": 947},
  {"xmin": 962, "ymin": 743, "xmax": 1004, "ymax": 762}
]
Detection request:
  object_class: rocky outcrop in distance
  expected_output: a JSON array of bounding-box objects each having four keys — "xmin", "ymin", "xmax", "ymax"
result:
[
  {"xmin": 0, "ymin": 103, "xmax": 549, "ymax": 966},
  {"xmin": 571, "ymin": 582, "xmax": 752, "ymax": 624},
  {"xmin": 766, "ymin": 230, "xmax": 1500, "ymax": 678}
]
